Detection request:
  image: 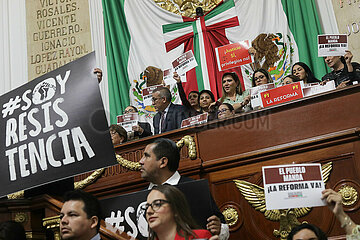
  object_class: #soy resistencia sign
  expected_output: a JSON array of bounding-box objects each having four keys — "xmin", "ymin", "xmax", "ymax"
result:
[{"xmin": 0, "ymin": 52, "xmax": 117, "ymax": 197}]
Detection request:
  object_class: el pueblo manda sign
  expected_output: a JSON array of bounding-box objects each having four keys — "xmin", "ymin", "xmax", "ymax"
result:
[
  {"xmin": 262, "ymin": 163, "xmax": 326, "ymax": 210},
  {"xmin": 0, "ymin": 52, "xmax": 117, "ymax": 197}
]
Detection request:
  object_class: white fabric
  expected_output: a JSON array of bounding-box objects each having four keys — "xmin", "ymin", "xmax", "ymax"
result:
[
  {"xmin": 0, "ymin": 0, "xmax": 28, "ymax": 95},
  {"xmin": 89, "ymin": 0, "xmax": 110, "ymax": 123},
  {"xmin": 315, "ymin": 0, "xmax": 339, "ymax": 34}
]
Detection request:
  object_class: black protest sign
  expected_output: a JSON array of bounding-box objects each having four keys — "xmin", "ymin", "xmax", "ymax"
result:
[
  {"xmin": 101, "ymin": 179, "xmax": 214, "ymax": 240},
  {"xmin": 0, "ymin": 52, "xmax": 117, "ymax": 197}
]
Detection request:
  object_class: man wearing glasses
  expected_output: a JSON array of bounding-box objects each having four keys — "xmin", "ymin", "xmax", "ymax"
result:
[{"xmin": 152, "ymin": 87, "xmax": 188, "ymax": 134}]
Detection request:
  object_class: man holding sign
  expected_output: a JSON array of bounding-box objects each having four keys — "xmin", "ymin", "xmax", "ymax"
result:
[{"xmin": 322, "ymin": 50, "xmax": 360, "ymax": 88}]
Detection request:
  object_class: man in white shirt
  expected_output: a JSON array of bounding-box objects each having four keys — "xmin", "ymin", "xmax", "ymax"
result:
[
  {"xmin": 60, "ymin": 190, "xmax": 102, "ymax": 240},
  {"xmin": 139, "ymin": 138, "xmax": 230, "ymax": 240}
]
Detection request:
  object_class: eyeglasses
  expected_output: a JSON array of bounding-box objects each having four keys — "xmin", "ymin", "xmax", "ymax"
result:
[
  {"xmin": 254, "ymin": 75, "xmax": 266, "ymax": 81},
  {"xmin": 141, "ymin": 199, "xmax": 169, "ymax": 212},
  {"xmin": 124, "ymin": 108, "xmax": 136, "ymax": 114},
  {"xmin": 110, "ymin": 131, "xmax": 118, "ymax": 136},
  {"xmin": 217, "ymin": 108, "xmax": 230, "ymax": 114},
  {"xmin": 152, "ymin": 97, "xmax": 163, "ymax": 102}
]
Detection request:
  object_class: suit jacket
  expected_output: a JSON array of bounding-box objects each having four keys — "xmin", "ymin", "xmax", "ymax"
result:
[
  {"xmin": 134, "ymin": 121, "xmax": 152, "ymax": 138},
  {"xmin": 153, "ymin": 103, "xmax": 188, "ymax": 134},
  {"xmin": 178, "ymin": 176, "xmax": 226, "ymax": 224}
]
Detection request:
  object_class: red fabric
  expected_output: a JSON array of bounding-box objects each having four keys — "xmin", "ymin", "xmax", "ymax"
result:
[
  {"xmin": 174, "ymin": 229, "xmax": 212, "ymax": 240},
  {"xmin": 165, "ymin": 12, "xmax": 243, "ymax": 100}
]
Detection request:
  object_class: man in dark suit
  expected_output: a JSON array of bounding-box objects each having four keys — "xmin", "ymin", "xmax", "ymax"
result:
[
  {"xmin": 60, "ymin": 190, "xmax": 102, "ymax": 240},
  {"xmin": 139, "ymin": 138, "xmax": 229, "ymax": 240},
  {"xmin": 152, "ymin": 87, "xmax": 188, "ymax": 134}
]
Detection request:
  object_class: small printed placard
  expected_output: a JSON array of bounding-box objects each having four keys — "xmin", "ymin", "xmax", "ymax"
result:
[
  {"xmin": 303, "ymin": 80, "xmax": 336, "ymax": 97},
  {"xmin": 260, "ymin": 82, "xmax": 304, "ymax": 108},
  {"xmin": 262, "ymin": 163, "xmax": 326, "ymax": 210},
  {"xmin": 172, "ymin": 50, "xmax": 198, "ymax": 75},
  {"xmin": 181, "ymin": 113, "xmax": 208, "ymax": 128},
  {"xmin": 215, "ymin": 41, "xmax": 253, "ymax": 71},
  {"xmin": 117, "ymin": 113, "xmax": 139, "ymax": 132},
  {"xmin": 142, "ymin": 85, "xmax": 162, "ymax": 106},
  {"xmin": 249, "ymin": 83, "xmax": 275, "ymax": 108},
  {"xmin": 318, "ymin": 34, "xmax": 348, "ymax": 57},
  {"xmin": 163, "ymin": 68, "xmax": 186, "ymax": 85}
]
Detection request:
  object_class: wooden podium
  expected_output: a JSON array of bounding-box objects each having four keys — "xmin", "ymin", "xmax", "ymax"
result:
[
  {"xmin": 75, "ymin": 84, "xmax": 360, "ymax": 239},
  {"xmin": 1, "ymin": 85, "xmax": 359, "ymax": 239}
]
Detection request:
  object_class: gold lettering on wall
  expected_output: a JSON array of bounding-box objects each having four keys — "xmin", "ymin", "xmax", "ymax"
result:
[
  {"xmin": 331, "ymin": 0, "xmax": 360, "ymax": 62},
  {"xmin": 26, "ymin": 0, "xmax": 92, "ymax": 81}
]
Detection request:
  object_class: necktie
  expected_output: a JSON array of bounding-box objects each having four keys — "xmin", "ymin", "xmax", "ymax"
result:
[{"xmin": 160, "ymin": 111, "xmax": 166, "ymax": 133}]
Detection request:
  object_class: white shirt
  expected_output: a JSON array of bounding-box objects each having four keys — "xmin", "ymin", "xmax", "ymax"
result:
[
  {"xmin": 90, "ymin": 233, "xmax": 101, "ymax": 240},
  {"xmin": 147, "ymin": 171, "xmax": 181, "ymax": 189}
]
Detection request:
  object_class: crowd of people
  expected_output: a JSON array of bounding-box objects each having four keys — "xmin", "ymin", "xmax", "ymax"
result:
[
  {"xmin": 2, "ymin": 138, "xmax": 359, "ymax": 240},
  {"xmin": 106, "ymin": 50, "xmax": 360, "ymax": 145}
]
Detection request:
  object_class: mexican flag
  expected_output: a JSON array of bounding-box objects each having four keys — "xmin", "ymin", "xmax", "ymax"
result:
[{"xmin": 103, "ymin": 0, "xmax": 327, "ymax": 124}]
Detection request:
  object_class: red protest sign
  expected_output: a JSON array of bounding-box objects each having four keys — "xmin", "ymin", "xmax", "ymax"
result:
[
  {"xmin": 260, "ymin": 82, "xmax": 303, "ymax": 107},
  {"xmin": 181, "ymin": 113, "xmax": 208, "ymax": 128},
  {"xmin": 215, "ymin": 41, "xmax": 252, "ymax": 71}
]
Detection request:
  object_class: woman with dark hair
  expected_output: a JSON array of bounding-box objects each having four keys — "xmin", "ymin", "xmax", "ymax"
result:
[
  {"xmin": 287, "ymin": 223, "xmax": 327, "ymax": 240},
  {"xmin": 173, "ymin": 72, "xmax": 201, "ymax": 116},
  {"xmin": 252, "ymin": 69, "xmax": 273, "ymax": 87},
  {"xmin": 198, "ymin": 89, "xmax": 217, "ymax": 121},
  {"xmin": 219, "ymin": 72, "xmax": 251, "ymax": 112},
  {"xmin": 292, "ymin": 62, "xmax": 320, "ymax": 84},
  {"xmin": 0, "ymin": 221, "xmax": 27, "ymax": 240},
  {"xmin": 281, "ymin": 75, "xmax": 300, "ymax": 85},
  {"xmin": 217, "ymin": 103, "xmax": 235, "ymax": 120},
  {"xmin": 109, "ymin": 124, "xmax": 127, "ymax": 146},
  {"xmin": 144, "ymin": 185, "xmax": 218, "ymax": 240}
]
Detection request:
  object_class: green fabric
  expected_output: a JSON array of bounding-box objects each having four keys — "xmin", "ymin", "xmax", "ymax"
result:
[
  {"xmin": 281, "ymin": 0, "xmax": 329, "ymax": 80},
  {"xmin": 102, "ymin": 0, "xmax": 131, "ymax": 124},
  {"xmin": 204, "ymin": 0, "xmax": 235, "ymax": 21},
  {"xmin": 162, "ymin": 21, "xmax": 193, "ymax": 34},
  {"xmin": 192, "ymin": 23, "xmax": 205, "ymax": 91}
]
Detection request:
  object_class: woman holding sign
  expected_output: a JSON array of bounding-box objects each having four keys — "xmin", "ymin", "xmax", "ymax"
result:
[
  {"xmin": 218, "ymin": 72, "xmax": 251, "ymax": 113},
  {"xmin": 287, "ymin": 188, "xmax": 360, "ymax": 240},
  {"xmin": 144, "ymin": 185, "xmax": 218, "ymax": 240}
]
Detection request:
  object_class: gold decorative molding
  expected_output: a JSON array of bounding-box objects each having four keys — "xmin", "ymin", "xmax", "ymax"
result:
[
  {"xmin": 74, "ymin": 168, "xmax": 105, "ymax": 190},
  {"xmin": 7, "ymin": 190, "xmax": 24, "ymax": 199},
  {"xmin": 116, "ymin": 135, "xmax": 197, "ymax": 171},
  {"xmin": 176, "ymin": 135, "xmax": 197, "ymax": 159},
  {"xmin": 116, "ymin": 154, "xmax": 142, "ymax": 171},
  {"xmin": 154, "ymin": 0, "xmax": 222, "ymax": 18},
  {"xmin": 338, "ymin": 185, "xmax": 358, "ymax": 206},
  {"xmin": 14, "ymin": 212, "xmax": 28, "ymax": 224},
  {"xmin": 222, "ymin": 207, "xmax": 238, "ymax": 226},
  {"xmin": 43, "ymin": 215, "xmax": 61, "ymax": 240}
]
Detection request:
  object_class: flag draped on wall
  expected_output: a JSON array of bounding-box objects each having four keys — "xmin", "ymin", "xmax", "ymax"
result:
[{"xmin": 103, "ymin": 0, "xmax": 325, "ymax": 124}]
